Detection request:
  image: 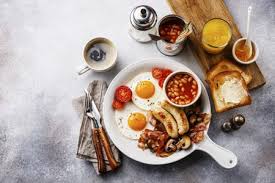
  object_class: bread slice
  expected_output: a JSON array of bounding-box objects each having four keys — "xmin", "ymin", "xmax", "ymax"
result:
[
  {"xmin": 206, "ymin": 59, "xmax": 252, "ymax": 85},
  {"xmin": 209, "ymin": 71, "xmax": 252, "ymax": 112}
]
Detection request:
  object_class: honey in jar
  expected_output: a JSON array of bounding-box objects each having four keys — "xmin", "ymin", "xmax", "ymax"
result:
[
  {"xmin": 234, "ymin": 39, "xmax": 255, "ymax": 62},
  {"xmin": 202, "ymin": 18, "xmax": 232, "ymax": 54}
]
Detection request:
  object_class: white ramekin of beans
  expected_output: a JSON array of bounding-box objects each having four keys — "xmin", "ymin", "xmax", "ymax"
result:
[{"xmin": 163, "ymin": 71, "xmax": 202, "ymax": 107}]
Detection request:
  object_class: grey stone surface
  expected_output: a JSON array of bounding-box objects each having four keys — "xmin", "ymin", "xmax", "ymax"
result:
[{"xmin": 0, "ymin": 0, "xmax": 274, "ymax": 182}]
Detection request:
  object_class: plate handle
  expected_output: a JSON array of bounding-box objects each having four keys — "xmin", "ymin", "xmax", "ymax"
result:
[{"xmin": 197, "ymin": 134, "xmax": 237, "ymax": 169}]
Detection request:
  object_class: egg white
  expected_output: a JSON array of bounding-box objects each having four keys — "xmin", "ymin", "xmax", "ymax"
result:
[
  {"xmin": 127, "ymin": 72, "xmax": 163, "ymax": 111},
  {"xmin": 115, "ymin": 102, "xmax": 153, "ymax": 140}
]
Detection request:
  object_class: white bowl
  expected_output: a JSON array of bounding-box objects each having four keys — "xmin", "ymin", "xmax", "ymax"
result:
[
  {"xmin": 163, "ymin": 71, "xmax": 202, "ymax": 108},
  {"xmin": 232, "ymin": 38, "xmax": 259, "ymax": 65}
]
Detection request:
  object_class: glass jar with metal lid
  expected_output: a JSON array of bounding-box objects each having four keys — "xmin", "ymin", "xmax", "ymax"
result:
[{"xmin": 129, "ymin": 5, "xmax": 157, "ymax": 42}]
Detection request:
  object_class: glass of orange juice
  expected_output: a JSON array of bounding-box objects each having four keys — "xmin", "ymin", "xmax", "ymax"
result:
[{"xmin": 201, "ymin": 18, "xmax": 232, "ymax": 54}]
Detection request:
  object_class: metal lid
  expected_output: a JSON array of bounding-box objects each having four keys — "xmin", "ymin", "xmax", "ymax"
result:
[{"xmin": 130, "ymin": 5, "xmax": 157, "ymax": 31}]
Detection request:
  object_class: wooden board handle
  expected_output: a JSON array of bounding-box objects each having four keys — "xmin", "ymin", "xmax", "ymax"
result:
[
  {"xmin": 92, "ymin": 128, "xmax": 106, "ymax": 173},
  {"xmin": 98, "ymin": 127, "xmax": 119, "ymax": 170}
]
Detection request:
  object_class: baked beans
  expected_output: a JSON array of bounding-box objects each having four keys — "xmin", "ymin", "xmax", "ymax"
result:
[
  {"xmin": 159, "ymin": 23, "xmax": 183, "ymax": 43},
  {"xmin": 166, "ymin": 73, "xmax": 198, "ymax": 105}
]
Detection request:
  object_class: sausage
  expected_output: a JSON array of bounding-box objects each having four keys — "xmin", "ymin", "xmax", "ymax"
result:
[
  {"xmin": 146, "ymin": 111, "xmax": 158, "ymax": 127},
  {"xmin": 161, "ymin": 101, "xmax": 189, "ymax": 135},
  {"xmin": 151, "ymin": 108, "xmax": 178, "ymax": 138}
]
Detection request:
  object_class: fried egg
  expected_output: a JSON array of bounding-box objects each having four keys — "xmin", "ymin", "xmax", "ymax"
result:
[
  {"xmin": 115, "ymin": 102, "xmax": 152, "ymax": 139},
  {"xmin": 127, "ymin": 72, "xmax": 162, "ymax": 110}
]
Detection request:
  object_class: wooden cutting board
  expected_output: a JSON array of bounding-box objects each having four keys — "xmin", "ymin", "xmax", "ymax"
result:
[{"xmin": 167, "ymin": 0, "xmax": 265, "ymax": 90}]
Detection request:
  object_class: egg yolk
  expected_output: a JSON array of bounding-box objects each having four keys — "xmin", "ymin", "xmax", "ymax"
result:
[
  {"xmin": 128, "ymin": 112, "xmax": 147, "ymax": 131},
  {"xmin": 135, "ymin": 80, "xmax": 155, "ymax": 99}
]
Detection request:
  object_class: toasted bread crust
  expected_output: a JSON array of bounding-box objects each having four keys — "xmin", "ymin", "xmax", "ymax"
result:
[
  {"xmin": 209, "ymin": 71, "xmax": 252, "ymax": 113},
  {"xmin": 206, "ymin": 59, "xmax": 252, "ymax": 85}
]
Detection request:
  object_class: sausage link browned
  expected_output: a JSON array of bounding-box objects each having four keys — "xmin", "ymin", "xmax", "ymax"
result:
[
  {"xmin": 151, "ymin": 108, "xmax": 178, "ymax": 138},
  {"xmin": 161, "ymin": 101, "xmax": 189, "ymax": 135}
]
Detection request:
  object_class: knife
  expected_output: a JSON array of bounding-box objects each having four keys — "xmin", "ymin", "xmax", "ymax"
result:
[
  {"xmin": 90, "ymin": 99, "xmax": 119, "ymax": 170},
  {"xmin": 85, "ymin": 90, "xmax": 106, "ymax": 173},
  {"xmin": 90, "ymin": 116, "xmax": 106, "ymax": 173}
]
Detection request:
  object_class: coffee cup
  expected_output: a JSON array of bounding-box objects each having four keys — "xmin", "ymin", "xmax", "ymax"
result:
[{"xmin": 77, "ymin": 37, "xmax": 117, "ymax": 75}]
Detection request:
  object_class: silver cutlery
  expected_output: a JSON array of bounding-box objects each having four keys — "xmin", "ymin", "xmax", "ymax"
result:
[
  {"xmin": 84, "ymin": 89, "xmax": 106, "ymax": 173},
  {"xmin": 85, "ymin": 89, "xmax": 119, "ymax": 171}
]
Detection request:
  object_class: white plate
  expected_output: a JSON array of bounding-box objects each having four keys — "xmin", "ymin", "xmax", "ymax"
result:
[
  {"xmin": 103, "ymin": 58, "xmax": 210, "ymax": 164},
  {"xmin": 103, "ymin": 58, "xmax": 237, "ymax": 168}
]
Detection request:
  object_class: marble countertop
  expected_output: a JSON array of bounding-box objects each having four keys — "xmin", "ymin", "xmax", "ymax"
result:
[{"xmin": 0, "ymin": 0, "xmax": 274, "ymax": 182}]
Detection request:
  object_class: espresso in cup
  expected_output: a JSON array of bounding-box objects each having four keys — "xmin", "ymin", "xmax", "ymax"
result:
[{"xmin": 78, "ymin": 37, "xmax": 117, "ymax": 75}]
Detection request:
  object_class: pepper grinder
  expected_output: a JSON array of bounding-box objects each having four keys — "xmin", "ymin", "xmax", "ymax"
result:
[
  {"xmin": 221, "ymin": 121, "xmax": 232, "ymax": 132},
  {"xmin": 230, "ymin": 114, "xmax": 245, "ymax": 130},
  {"xmin": 221, "ymin": 114, "xmax": 246, "ymax": 132}
]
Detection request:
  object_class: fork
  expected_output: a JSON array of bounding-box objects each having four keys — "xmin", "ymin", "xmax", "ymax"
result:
[
  {"xmin": 84, "ymin": 90, "xmax": 106, "ymax": 173},
  {"xmin": 85, "ymin": 89, "xmax": 119, "ymax": 170}
]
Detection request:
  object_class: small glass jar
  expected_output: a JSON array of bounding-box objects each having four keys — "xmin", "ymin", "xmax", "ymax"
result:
[
  {"xmin": 201, "ymin": 18, "xmax": 232, "ymax": 54},
  {"xmin": 129, "ymin": 5, "xmax": 157, "ymax": 42}
]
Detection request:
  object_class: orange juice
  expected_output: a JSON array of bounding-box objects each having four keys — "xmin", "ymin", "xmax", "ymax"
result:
[{"xmin": 202, "ymin": 18, "xmax": 232, "ymax": 54}]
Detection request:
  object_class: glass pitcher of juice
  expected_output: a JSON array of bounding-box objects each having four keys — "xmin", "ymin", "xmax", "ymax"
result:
[{"xmin": 201, "ymin": 18, "xmax": 232, "ymax": 54}]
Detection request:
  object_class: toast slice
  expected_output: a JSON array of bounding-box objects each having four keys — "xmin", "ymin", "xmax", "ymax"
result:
[
  {"xmin": 206, "ymin": 59, "xmax": 252, "ymax": 85},
  {"xmin": 209, "ymin": 71, "xmax": 252, "ymax": 112}
]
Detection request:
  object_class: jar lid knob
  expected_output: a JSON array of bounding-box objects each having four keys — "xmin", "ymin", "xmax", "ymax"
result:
[
  {"xmin": 141, "ymin": 8, "xmax": 147, "ymax": 18},
  {"xmin": 130, "ymin": 5, "xmax": 157, "ymax": 30}
]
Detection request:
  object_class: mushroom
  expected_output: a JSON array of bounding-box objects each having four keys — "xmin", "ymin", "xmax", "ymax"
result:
[
  {"xmin": 164, "ymin": 139, "xmax": 177, "ymax": 152},
  {"xmin": 203, "ymin": 114, "xmax": 211, "ymax": 124},
  {"xmin": 176, "ymin": 135, "xmax": 191, "ymax": 150},
  {"xmin": 138, "ymin": 142, "xmax": 146, "ymax": 150},
  {"xmin": 159, "ymin": 151, "xmax": 173, "ymax": 157},
  {"xmin": 189, "ymin": 114, "xmax": 197, "ymax": 125}
]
